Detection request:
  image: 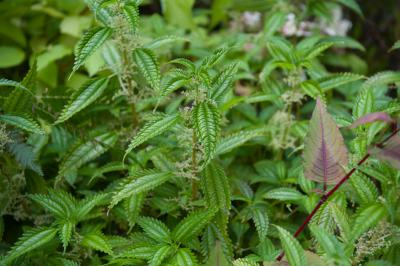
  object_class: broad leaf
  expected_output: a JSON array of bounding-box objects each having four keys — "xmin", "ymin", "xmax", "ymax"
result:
[
  {"xmin": 137, "ymin": 217, "xmax": 171, "ymax": 243},
  {"xmin": 303, "ymin": 98, "xmax": 348, "ymax": 185},
  {"xmin": 0, "ymin": 114, "xmax": 44, "ymax": 134},
  {"xmin": 201, "ymin": 163, "xmax": 231, "ymax": 212},
  {"xmin": 133, "ymin": 48, "xmax": 161, "ymax": 91}
]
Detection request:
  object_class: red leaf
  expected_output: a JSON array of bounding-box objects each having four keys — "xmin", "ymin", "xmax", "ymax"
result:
[
  {"xmin": 349, "ymin": 112, "xmax": 394, "ymax": 129},
  {"xmin": 371, "ymin": 133, "xmax": 400, "ymax": 169}
]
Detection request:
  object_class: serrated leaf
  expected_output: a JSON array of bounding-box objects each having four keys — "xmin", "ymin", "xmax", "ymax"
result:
[
  {"xmin": 209, "ymin": 63, "xmax": 238, "ymax": 103},
  {"xmin": 30, "ymin": 191, "xmax": 76, "ymax": 219},
  {"xmin": 264, "ymin": 188, "xmax": 305, "ymax": 201},
  {"xmin": 110, "ymin": 170, "xmax": 174, "ymax": 208},
  {"xmin": 73, "ymin": 27, "xmax": 112, "ymax": 73},
  {"xmin": 4, "ymin": 60, "xmax": 37, "ymax": 113},
  {"xmin": 85, "ymin": 0, "xmax": 114, "ymax": 25},
  {"xmin": 133, "ymin": 48, "xmax": 161, "ymax": 91},
  {"xmin": 56, "ymin": 77, "xmax": 109, "ymax": 124},
  {"xmin": 252, "ymin": 208, "xmax": 269, "ymax": 240},
  {"xmin": 233, "ymin": 258, "xmax": 258, "ymax": 266},
  {"xmin": 266, "ymin": 37, "xmax": 294, "ymax": 63},
  {"xmin": 263, "ymin": 11, "xmax": 287, "ymax": 37},
  {"xmin": 362, "ymin": 71, "xmax": 400, "ymax": 89},
  {"xmin": 201, "ymin": 162, "xmax": 231, "ymax": 212},
  {"xmin": 329, "ymin": 203, "xmax": 351, "ymax": 242},
  {"xmin": 76, "ymin": 193, "xmax": 108, "ymax": 220},
  {"xmin": 0, "ymin": 114, "xmax": 44, "ymax": 134},
  {"xmin": 149, "ymin": 245, "xmax": 173, "ymax": 266},
  {"xmin": 82, "ymin": 232, "xmax": 113, "ymax": 255},
  {"xmin": 303, "ymin": 98, "xmax": 348, "ymax": 185},
  {"xmin": 144, "ymin": 35, "xmax": 187, "ymax": 50},
  {"xmin": 0, "ymin": 78, "xmax": 30, "ymax": 94},
  {"xmin": 201, "ymin": 47, "xmax": 228, "ymax": 68},
  {"xmin": 353, "ymin": 88, "xmax": 374, "ymax": 119},
  {"xmin": 370, "ymin": 133, "xmax": 400, "ymax": 169},
  {"xmin": 192, "ymin": 102, "xmax": 220, "ymax": 164},
  {"xmin": 349, "ymin": 173, "xmax": 378, "ymax": 205},
  {"xmin": 4, "ymin": 227, "xmax": 57, "ymax": 263},
  {"xmin": 204, "ymin": 240, "xmax": 230, "ymax": 266},
  {"xmin": 299, "ymin": 80, "xmax": 325, "ymax": 100},
  {"xmin": 215, "ymin": 128, "xmax": 267, "ymax": 156},
  {"xmin": 161, "ymin": 76, "xmax": 190, "ymax": 97},
  {"xmin": 124, "ymin": 192, "xmax": 145, "ymax": 228},
  {"xmin": 137, "ymin": 216, "xmax": 171, "ymax": 243},
  {"xmin": 303, "ymin": 42, "xmax": 333, "ymax": 61},
  {"xmin": 351, "ymin": 203, "xmax": 387, "ymax": 241},
  {"xmin": 124, "ymin": 113, "xmax": 180, "ymax": 158},
  {"xmin": 276, "ymin": 226, "xmax": 306, "ymax": 266},
  {"xmin": 174, "ymin": 248, "xmax": 198, "ymax": 266},
  {"xmin": 58, "ymin": 132, "xmax": 118, "ymax": 178},
  {"xmin": 309, "ymin": 225, "xmax": 347, "ymax": 263},
  {"xmin": 60, "ymin": 221, "xmax": 74, "ymax": 251},
  {"xmin": 123, "ymin": 3, "xmax": 139, "ymax": 32},
  {"xmin": 172, "ymin": 207, "xmax": 218, "ymax": 243},
  {"xmin": 317, "ymin": 73, "xmax": 364, "ymax": 91}
]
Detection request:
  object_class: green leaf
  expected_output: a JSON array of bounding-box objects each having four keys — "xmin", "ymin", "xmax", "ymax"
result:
[
  {"xmin": 276, "ymin": 226, "xmax": 306, "ymax": 266},
  {"xmin": 144, "ymin": 35, "xmax": 187, "ymax": 50},
  {"xmin": 124, "ymin": 113, "xmax": 180, "ymax": 158},
  {"xmin": 122, "ymin": 3, "xmax": 139, "ymax": 32},
  {"xmin": 390, "ymin": 40, "xmax": 400, "ymax": 52},
  {"xmin": 0, "ymin": 78, "xmax": 30, "ymax": 94},
  {"xmin": 362, "ymin": 71, "xmax": 400, "ymax": 89},
  {"xmin": 60, "ymin": 221, "xmax": 74, "ymax": 251},
  {"xmin": 215, "ymin": 128, "xmax": 267, "ymax": 156},
  {"xmin": 201, "ymin": 47, "xmax": 228, "ymax": 69},
  {"xmin": 204, "ymin": 241, "xmax": 230, "ymax": 266},
  {"xmin": 335, "ymin": 0, "xmax": 363, "ymax": 16},
  {"xmin": 303, "ymin": 42, "xmax": 333, "ymax": 61},
  {"xmin": 137, "ymin": 216, "xmax": 171, "ymax": 243},
  {"xmin": 57, "ymin": 132, "xmax": 118, "ymax": 179},
  {"xmin": 172, "ymin": 207, "xmax": 218, "ymax": 243},
  {"xmin": 56, "ymin": 77, "xmax": 109, "ymax": 124},
  {"xmin": 0, "ymin": 46, "xmax": 25, "ymax": 68},
  {"xmin": 349, "ymin": 173, "xmax": 378, "ymax": 205},
  {"xmin": 264, "ymin": 188, "xmax": 305, "ymax": 201},
  {"xmin": 252, "ymin": 207, "xmax": 269, "ymax": 240},
  {"xmin": 124, "ymin": 193, "xmax": 145, "ymax": 228},
  {"xmin": 30, "ymin": 190, "xmax": 76, "ymax": 219},
  {"xmin": 174, "ymin": 248, "xmax": 198, "ymax": 266},
  {"xmin": 82, "ymin": 232, "xmax": 113, "ymax": 255},
  {"xmin": 263, "ymin": 11, "xmax": 287, "ymax": 37},
  {"xmin": 351, "ymin": 203, "xmax": 387, "ymax": 241},
  {"xmin": 201, "ymin": 162, "xmax": 231, "ymax": 212},
  {"xmin": 192, "ymin": 102, "xmax": 221, "ymax": 164},
  {"xmin": 161, "ymin": 76, "xmax": 190, "ymax": 97},
  {"xmin": 4, "ymin": 227, "xmax": 58, "ymax": 263},
  {"xmin": 149, "ymin": 245, "xmax": 173, "ymax": 266},
  {"xmin": 76, "ymin": 193, "xmax": 108, "ymax": 221},
  {"xmin": 353, "ymin": 88, "xmax": 374, "ymax": 119},
  {"xmin": 110, "ymin": 170, "xmax": 174, "ymax": 208},
  {"xmin": 73, "ymin": 27, "xmax": 112, "ymax": 74},
  {"xmin": 4, "ymin": 60, "xmax": 37, "ymax": 113},
  {"xmin": 317, "ymin": 73, "xmax": 364, "ymax": 91},
  {"xmin": 209, "ymin": 63, "xmax": 238, "ymax": 103},
  {"xmin": 0, "ymin": 114, "xmax": 44, "ymax": 134},
  {"xmin": 299, "ymin": 80, "xmax": 325, "ymax": 100},
  {"xmin": 133, "ymin": 48, "xmax": 161, "ymax": 91},
  {"xmin": 161, "ymin": 0, "xmax": 195, "ymax": 29}
]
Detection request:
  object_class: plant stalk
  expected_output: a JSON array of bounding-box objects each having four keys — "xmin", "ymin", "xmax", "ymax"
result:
[{"xmin": 276, "ymin": 127, "xmax": 400, "ymax": 262}]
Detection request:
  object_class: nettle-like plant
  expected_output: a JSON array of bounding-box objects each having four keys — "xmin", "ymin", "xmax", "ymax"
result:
[{"xmin": 1, "ymin": 0, "xmax": 400, "ymax": 265}]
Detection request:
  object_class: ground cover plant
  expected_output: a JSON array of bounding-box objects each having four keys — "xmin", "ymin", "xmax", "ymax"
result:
[{"xmin": 1, "ymin": 0, "xmax": 400, "ymax": 265}]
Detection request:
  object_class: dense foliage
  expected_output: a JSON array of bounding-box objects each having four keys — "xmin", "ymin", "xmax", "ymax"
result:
[{"xmin": 1, "ymin": 0, "xmax": 400, "ymax": 265}]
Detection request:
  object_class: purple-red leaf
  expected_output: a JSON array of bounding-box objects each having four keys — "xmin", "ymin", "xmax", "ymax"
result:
[
  {"xmin": 371, "ymin": 133, "xmax": 400, "ymax": 169},
  {"xmin": 349, "ymin": 112, "xmax": 394, "ymax": 129},
  {"xmin": 303, "ymin": 98, "xmax": 349, "ymax": 185}
]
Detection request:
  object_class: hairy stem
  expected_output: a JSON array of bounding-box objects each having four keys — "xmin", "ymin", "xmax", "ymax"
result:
[
  {"xmin": 276, "ymin": 127, "xmax": 400, "ymax": 261},
  {"xmin": 191, "ymin": 130, "xmax": 198, "ymax": 200}
]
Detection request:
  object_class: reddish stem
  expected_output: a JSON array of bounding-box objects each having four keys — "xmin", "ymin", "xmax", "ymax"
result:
[{"xmin": 276, "ymin": 128, "xmax": 400, "ymax": 262}]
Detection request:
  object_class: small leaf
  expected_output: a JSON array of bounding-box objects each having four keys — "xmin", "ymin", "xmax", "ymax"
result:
[
  {"xmin": 73, "ymin": 27, "xmax": 112, "ymax": 74},
  {"xmin": 317, "ymin": 73, "xmax": 364, "ymax": 91},
  {"xmin": 56, "ymin": 77, "xmax": 109, "ymax": 124},
  {"xmin": 82, "ymin": 232, "xmax": 113, "ymax": 255},
  {"xmin": 76, "ymin": 193, "xmax": 108, "ymax": 221},
  {"xmin": 370, "ymin": 133, "xmax": 400, "ymax": 169},
  {"xmin": 303, "ymin": 98, "xmax": 348, "ymax": 185},
  {"xmin": 299, "ymin": 80, "xmax": 325, "ymax": 100},
  {"xmin": 0, "ymin": 78, "xmax": 31, "ymax": 94},
  {"xmin": 174, "ymin": 248, "xmax": 198, "ymax": 266},
  {"xmin": 192, "ymin": 102, "xmax": 221, "ymax": 164},
  {"xmin": 303, "ymin": 42, "xmax": 333, "ymax": 61},
  {"xmin": 362, "ymin": 71, "xmax": 400, "ymax": 90},
  {"xmin": 201, "ymin": 47, "xmax": 228, "ymax": 68},
  {"xmin": 4, "ymin": 227, "xmax": 58, "ymax": 263},
  {"xmin": 0, "ymin": 114, "xmax": 44, "ymax": 134},
  {"xmin": 252, "ymin": 208, "xmax": 269, "ymax": 240},
  {"xmin": 122, "ymin": 3, "xmax": 139, "ymax": 33},
  {"xmin": 172, "ymin": 207, "xmax": 218, "ymax": 243},
  {"xmin": 133, "ymin": 48, "xmax": 161, "ymax": 91},
  {"xmin": 390, "ymin": 40, "xmax": 400, "ymax": 52},
  {"xmin": 276, "ymin": 226, "xmax": 306, "ymax": 266},
  {"xmin": 349, "ymin": 112, "xmax": 394, "ymax": 129},
  {"xmin": 353, "ymin": 88, "xmax": 374, "ymax": 119},
  {"xmin": 124, "ymin": 193, "xmax": 145, "ymax": 228},
  {"xmin": 215, "ymin": 128, "xmax": 267, "ymax": 156},
  {"xmin": 264, "ymin": 188, "xmax": 305, "ymax": 201},
  {"xmin": 60, "ymin": 222, "xmax": 74, "ymax": 251},
  {"xmin": 137, "ymin": 216, "xmax": 171, "ymax": 243},
  {"xmin": 209, "ymin": 63, "xmax": 238, "ymax": 103},
  {"xmin": 110, "ymin": 170, "xmax": 174, "ymax": 208},
  {"xmin": 124, "ymin": 113, "xmax": 180, "ymax": 159}
]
